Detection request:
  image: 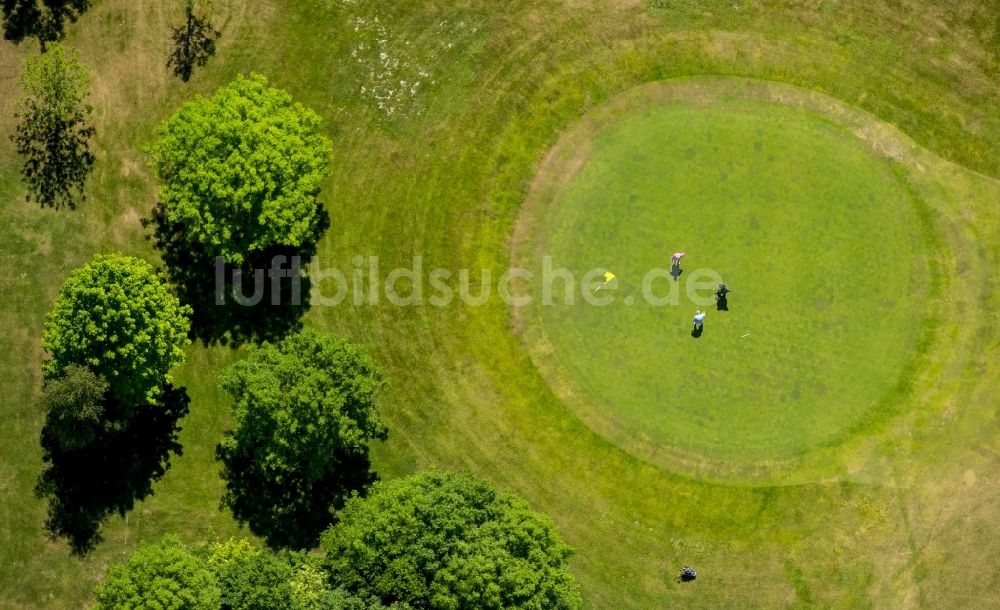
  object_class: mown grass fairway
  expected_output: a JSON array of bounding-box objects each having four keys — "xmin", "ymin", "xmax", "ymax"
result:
[
  {"xmin": 2, "ymin": 1, "xmax": 1000, "ymax": 608},
  {"xmin": 517, "ymin": 81, "xmax": 935, "ymax": 477}
]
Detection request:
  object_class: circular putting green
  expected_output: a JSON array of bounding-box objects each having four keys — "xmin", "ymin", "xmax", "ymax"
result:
[{"xmin": 514, "ymin": 80, "xmax": 936, "ymax": 479}]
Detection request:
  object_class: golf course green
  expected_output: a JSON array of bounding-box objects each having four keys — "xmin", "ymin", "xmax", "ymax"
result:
[{"xmin": 516, "ymin": 80, "xmax": 936, "ymax": 480}]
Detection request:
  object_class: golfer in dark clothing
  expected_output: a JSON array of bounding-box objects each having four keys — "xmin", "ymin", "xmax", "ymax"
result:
[{"xmin": 715, "ymin": 283, "xmax": 731, "ymax": 299}]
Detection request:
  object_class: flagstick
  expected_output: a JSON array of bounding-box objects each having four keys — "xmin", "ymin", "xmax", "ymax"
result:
[{"xmin": 593, "ymin": 280, "xmax": 612, "ymax": 294}]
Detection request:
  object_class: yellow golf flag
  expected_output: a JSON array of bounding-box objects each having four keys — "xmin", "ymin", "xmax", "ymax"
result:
[{"xmin": 593, "ymin": 271, "xmax": 616, "ymax": 294}]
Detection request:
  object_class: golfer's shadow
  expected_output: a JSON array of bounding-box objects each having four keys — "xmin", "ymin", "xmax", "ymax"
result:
[
  {"xmin": 716, "ymin": 296, "xmax": 728, "ymax": 311},
  {"xmin": 671, "ymin": 265, "xmax": 683, "ymax": 281},
  {"xmin": 691, "ymin": 326, "xmax": 703, "ymax": 339}
]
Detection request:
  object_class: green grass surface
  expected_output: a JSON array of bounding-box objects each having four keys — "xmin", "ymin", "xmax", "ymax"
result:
[
  {"xmin": 520, "ymin": 92, "xmax": 933, "ymax": 475},
  {"xmin": 1, "ymin": 1, "xmax": 999, "ymax": 608}
]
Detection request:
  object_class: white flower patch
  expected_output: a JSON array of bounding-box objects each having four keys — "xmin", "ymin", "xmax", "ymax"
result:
[
  {"xmin": 349, "ymin": 15, "xmax": 429, "ymax": 118},
  {"xmin": 348, "ymin": 10, "xmax": 477, "ymax": 120}
]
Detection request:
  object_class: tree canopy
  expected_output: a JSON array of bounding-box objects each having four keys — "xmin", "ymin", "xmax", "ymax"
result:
[
  {"xmin": 93, "ymin": 536, "xmax": 390, "ymax": 610},
  {"xmin": 320, "ymin": 471, "xmax": 583, "ymax": 610},
  {"xmin": 12, "ymin": 41, "xmax": 95, "ymax": 209},
  {"xmin": 149, "ymin": 73, "xmax": 333, "ymax": 265},
  {"xmin": 41, "ymin": 253, "xmax": 191, "ymax": 407},
  {"xmin": 206, "ymin": 539, "xmax": 296, "ymax": 610},
  {"xmin": 37, "ymin": 255, "xmax": 191, "ymax": 553},
  {"xmin": 36, "ymin": 363, "xmax": 109, "ymax": 451},
  {"xmin": 88, "ymin": 472, "xmax": 582, "ymax": 608},
  {"xmin": 92, "ymin": 536, "xmax": 221, "ymax": 610},
  {"xmin": 216, "ymin": 330, "xmax": 388, "ymax": 549}
]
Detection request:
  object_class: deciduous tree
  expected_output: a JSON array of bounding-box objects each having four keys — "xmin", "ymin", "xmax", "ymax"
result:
[
  {"xmin": 149, "ymin": 73, "xmax": 333, "ymax": 265},
  {"xmin": 91, "ymin": 536, "xmax": 394, "ymax": 609},
  {"xmin": 216, "ymin": 330, "xmax": 387, "ymax": 549},
  {"xmin": 37, "ymin": 255, "xmax": 191, "ymax": 553},
  {"xmin": 12, "ymin": 41, "xmax": 95, "ymax": 209},
  {"xmin": 36, "ymin": 363, "xmax": 109, "ymax": 451},
  {"xmin": 320, "ymin": 471, "xmax": 583, "ymax": 609},
  {"xmin": 92, "ymin": 536, "xmax": 221, "ymax": 610},
  {"xmin": 207, "ymin": 539, "xmax": 296, "ymax": 610},
  {"xmin": 42, "ymin": 253, "xmax": 191, "ymax": 407}
]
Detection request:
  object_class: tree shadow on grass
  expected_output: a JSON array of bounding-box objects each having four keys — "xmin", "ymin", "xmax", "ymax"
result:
[
  {"xmin": 2, "ymin": 0, "xmax": 91, "ymax": 46},
  {"xmin": 35, "ymin": 383, "xmax": 189, "ymax": 555},
  {"xmin": 219, "ymin": 446, "xmax": 378, "ymax": 550},
  {"xmin": 144, "ymin": 202, "xmax": 328, "ymax": 347},
  {"xmin": 167, "ymin": 1, "xmax": 220, "ymax": 82}
]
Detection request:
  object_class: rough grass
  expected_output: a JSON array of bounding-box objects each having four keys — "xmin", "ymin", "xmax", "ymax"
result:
[{"xmin": 0, "ymin": 0, "xmax": 999, "ymax": 608}]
